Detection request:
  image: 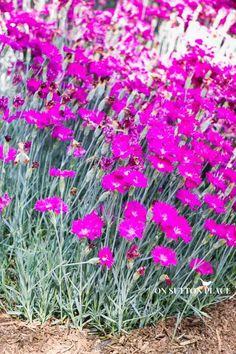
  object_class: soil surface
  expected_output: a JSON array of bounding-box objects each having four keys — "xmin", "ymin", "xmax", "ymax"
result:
[{"xmin": 0, "ymin": 299, "xmax": 235, "ymax": 354}]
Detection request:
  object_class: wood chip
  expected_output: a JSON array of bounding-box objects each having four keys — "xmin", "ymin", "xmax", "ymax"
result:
[
  {"xmin": 179, "ymin": 338, "xmax": 199, "ymax": 346},
  {"xmin": 216, "ymin": 329, "xmax": 222, "ymax": 352}
]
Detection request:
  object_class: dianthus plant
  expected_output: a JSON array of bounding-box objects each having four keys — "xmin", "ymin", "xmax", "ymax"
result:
[{"xmin": 0, "ymin": 0, "xmax": 235, "ymax": 333}]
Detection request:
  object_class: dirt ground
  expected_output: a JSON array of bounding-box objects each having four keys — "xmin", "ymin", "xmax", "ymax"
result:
[{"xmin": 0, "ymin": 299, "xmax": 235, "ymax": 354}]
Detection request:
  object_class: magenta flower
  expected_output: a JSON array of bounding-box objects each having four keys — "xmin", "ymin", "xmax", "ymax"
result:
[
  {"xmin": 78, "ymin": 108, "xmax": 105, "ymax": 126},
  {"xmin": 13, "ymin": 96, "xmax": 24, "ymax": 108},
  {"xmin": 204, "ymin": 194, "xmax": 226, "ymax": 214},
  {"xmin": 176, "ymin": 188, "xmax": 201, "ymax": 210},
  {"xmin": 98, "ymin": 246, "xmax": 114, "ymax": 269},
  {"xmin": 152, "ymin": 202, "xmax": 178, "ymax": 226},
  {"xmin": 151, "ymin": 246, "xmax": 178, "ymax": 267},
  {"xmin": 0, "ymin": 145, "xmax": 17, "ymax": 163},
  {"xmin": 72, "ymin": 211, "xmax": 104, "ymax": 240},
  {"xmin": 220, "ymin": 167, "xmax": 236, "ymax": 184},
  {"xmin": 99, "ymin": 157, "xmax": 114, "ymax": 171},
  {"xmin": 222, "ymin": 225, "xmax": 236, "ymax": 248},
  {"xmin": 73, "ymin": 146, "xmax": 86, "ymax": 158},
  {"xmin": 112, "ymin": 133, "xmax": 142, "ymax": 160},
  {"xmin": 35, "ymin": 196, "xmax": 69, "ymax": 214},
  {"xmin": 0, "ymin": 1, "xmax": 14, "ymax": 12},
  {"xmin": 126, "ymin": 244, "xmax": 140, "ymax": 261},
  {"xmin": 67, "ymin": 62, "xmax": 87, "ymax": 80},
  {"xmin": 94, "ymin": 57, "xmax": 120, "ymax": 77},
  {"xmin": 102, "ymin": 169, "xmax": 127, "ymax": 193},
  {"xmin": 27, "ymin": 78, "xmax": 42, "ymax": 93},
  {"xmin": 67, "ymin": 141, "xmax": 86, "ymax": 158},
  {"xmin": 163, "ymin": 216, "xmax": 192, "ymax": 244},
  {"xmin": 123, "ymin": 168, "xmax": 148, "ymax": 188},
  {"xmin": 178, "ymin": 164, "xmax": 202, "ymax": 189},
  {"xmin": 124, "ymin": 201, "xmax": 147, "ymax": 222},
  {"xmin": 51, "ymin": 125, "xmax": 74, "ymax": 142},
  {"xmin": 206, "ymin": 172, "xmax": 227, "ymax": 192},
  {"xmin": 204, "ymin": 219, "xmax": 236, "ymax": 248},
  {"xmin": 119, "ymin": 219, "xmax": 145, "ymax": 241},
  {"xmin": 184, "ymin": 175, "xmax": 202, "ymax": 189},
  {"xmin": 136, "ymin": 266, "xmax": 146, "ymax": 277},
  {"xmin": 0, "ymin": 193, "xmax": 12, "ymax": 213},
  {"xmin": 102, "ymin": 167, "xmax": 148, "ymax": 193},
  {"xmin": 148, "ymin": 155, "xmax": 174, "ymax": 173},
  {"xmin": 49, "ymin": 167, "xmax": 76, "ymax": 178},
  {"xmin": 189, "ymin": 258, "xmax": 214, "ymax": 275},
  {"xmin": 164, "ymin": 275, "xmax": 172, "ymax": 286},
  {"xmin": 0, "ymin": 96, "xmax": 8, "ymax": 111},
  {"xmin": 146, "ymin": 125, "xmax": 177, "ymax": 158},
  {"xmin": 112, "ymin": 133, "xmax": 131, "ymax": 159},
  {"xmin": 204, "ymin": 219, "xmax": 219, "ymax": 235},
  {"xmin": 216, "ymin": 224, "xmax": 236, "ymax": 248}
]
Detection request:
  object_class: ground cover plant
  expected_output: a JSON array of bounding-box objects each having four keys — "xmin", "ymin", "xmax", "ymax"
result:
[{"xmin": 0, "ymin": 0, "xmax": 235, "ymax": 334}]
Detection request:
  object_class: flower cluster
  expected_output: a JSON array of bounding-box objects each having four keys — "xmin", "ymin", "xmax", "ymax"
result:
[{"xmin": 0, "ymin": 0, "xmax": 235, "ymax": 331}]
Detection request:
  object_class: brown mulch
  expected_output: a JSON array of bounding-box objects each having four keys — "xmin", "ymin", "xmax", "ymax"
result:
[
  {"xmin": 0, "ymin": 300, "xmax": 235, "ymax": 354},
  {"xmin": 105, "ymin": 299, "xmax": 236, "ymax": 354}
]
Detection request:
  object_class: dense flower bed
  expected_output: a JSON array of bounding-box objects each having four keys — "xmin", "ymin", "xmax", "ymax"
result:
[{"xmin": 0, "ymin": 0, "xmax": 235, "ymax": 333}]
